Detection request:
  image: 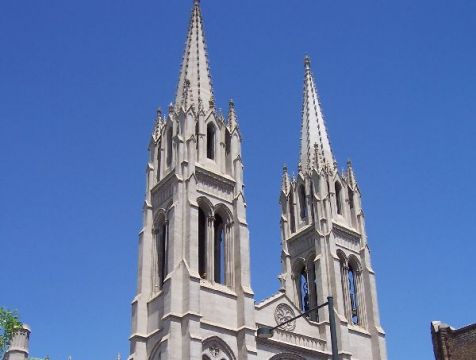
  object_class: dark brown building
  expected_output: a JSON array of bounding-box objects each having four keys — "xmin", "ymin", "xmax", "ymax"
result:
[{"xmin": 432, "ymin": 321, "xmax": 476, "ymax": 360}]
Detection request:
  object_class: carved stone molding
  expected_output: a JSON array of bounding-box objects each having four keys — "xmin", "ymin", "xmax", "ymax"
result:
[
  {"xmin": 274, "ymin": 303, "xmax": 296, "ymax": 331},
  {"xmin": 334, "ymin": 226, "xmax": 360, "ymax": 253}
]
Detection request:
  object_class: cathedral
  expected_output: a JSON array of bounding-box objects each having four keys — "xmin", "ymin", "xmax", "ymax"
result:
[{"xmin": 128, "ymin": 1, "xmax": 387, "ymax": 359}]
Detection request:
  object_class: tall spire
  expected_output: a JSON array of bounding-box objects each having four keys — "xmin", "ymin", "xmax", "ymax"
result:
[
  {"xmin": 300, "ymin": 56, "xmax": 334, "ymax": 170},
  {"xmin": 175, "ymin": 0, "xmax": 214, "ymax": 110}
]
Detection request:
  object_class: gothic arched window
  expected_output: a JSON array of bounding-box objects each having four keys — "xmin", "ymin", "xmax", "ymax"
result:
[
  {"xmin": 298, "ymin": 266, "xmax": 310, "ymax": 314},
  {"xmin": 348, "ymin": 187, "xmax": 354, "ymax": 210},
  {"xmin": 307, "ymin": 259, "xmax": 318, "ymax": 321},
  {"xmin": 206, "ymin": 123, "xmax": 215, "ymax": 160},
  {"xmin": 348, "ymin": 264, "xmax": 359, "ymax": 325},
  {"xmin": 310, "ymin": 183, "xmax": 316, "ymax": 223},
  {"xmin": 214, "ymin": 214, "xmax": 225, "ymax": 284},
  {"xmin": 166, "ymin": 126, "xmax": 173, "ymax": 167},
  {"xmin": 335, "ymin": 181, "xmax": 342, "ymax": 215},
  {"xmin": 299, "ymin": 184, "xmax": 307, "ymax": 220},
  {"xmin": 202, "ymin": 336, "xmax": 236, "ymax": 360},
  {"xmin": 198, "ymin": 207, "xmax": 207, "ymax": 279},
  {"xmin": 289, "ymin": 191, "xmax": 296, "ymax": 233},
  {"xmin": 158, "ymin": 221, "xmax": 168, "ymax": 287},
  {"xmin": 195, "ymin": 121, "xmax": 199, "ymax": 150},
  {"xmin": 225, "ymin": 130, "xmax": 232, "ymax": 173},
  {"xmin": 157, "ymin": 140, "xmax": 162, "ymax": 181}
]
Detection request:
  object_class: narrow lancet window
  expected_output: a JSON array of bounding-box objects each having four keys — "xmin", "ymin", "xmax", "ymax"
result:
[
  {"xmin": 299, "ymin": 267, "xmax": 310, "ymax": 314},
  {"xmin": 310, "ymin": 183, "xmax": 316, "ymax": 223},
  {"xmin": 166, "ymin": 126, "xmax": 173, "ymax": 167},
  {"xmin": 348, "ymin": 265, "xmax": 359, "ymax": 325},
  {"xmin": 289, "ymin": 191, "xmax": 296, "ymax": 233},
  {"xmin": 157, "ymin": 141, "xmax": 162, "ymax": 181},
  {"xmin": 214, "ymin": 214, "xmax": 225, "ymax": 284},
  {"xmin": 299, "ymin": 184, "xmax": 307, "ymax": 220},
  {"xmin": 348, "ymin": 188, "xmax": 354, "ymax": 209},
  {"xmin": 225, "ymin": 130, "xmax": 231, "ymax": 156},
  {"xmin": 198, "ymin": 208, "xmax": 207, "ymax": 279},
  {"xmin": 225, "ymin": 130, "xmax": 232, "ymax": 173},
  {"xmin": 335, "ymin": 181, "xmax": 342, "ymax": 215},
  {"xmin": 195, "ymin": 121, "xmax": 199, "ymax": 150},
  {"xmin": 308, "ymin": 260, "xmax": 318, "ymax": 321},
  {"xmin": 207, "ymin": 123, "xmax": 215, "ymax": 160},
  {"xmin": 158, "ymin": 222, "xmax": 168, "ymax": 287}
]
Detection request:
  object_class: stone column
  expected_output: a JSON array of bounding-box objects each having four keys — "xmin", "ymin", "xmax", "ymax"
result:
[
  {"xmin": 151, "ymin": 228, "xmax": 159, "ymax": 293},
  {"xmin": 207, "ymin": 215, "xmax": 215, "ymax": 282},
  {"xmin": 225, "ymin": 222, "xmax": 234, "ymax": 288},
  {"xmin": 356, "ymin": 269, "xmax": 367, "ymax": 328},
  {"xmin": 341, "ymin": 264, "xmax": 351, "ymax": 321}
]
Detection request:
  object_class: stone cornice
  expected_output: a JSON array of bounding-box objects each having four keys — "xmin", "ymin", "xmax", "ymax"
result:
[
  {"xmin": 195, "ymin": 163, "xmax": 236, "ymax": 188},
  {"xmin": 151, "ymin": 169, "xmax": 177, "ymax": 194},
  {"xmin": 286, "ymin": 223, "xmax": 314, "ymax": 242},
  {"xmin": 256, "ymin": 323, "xmax": 328, "ymax": 356},
  {"xmin": 200, "ymin": 280, "xmax": 238, "ymax": 299},
  {"xmin": 332, "ymin": 222, "xmax": 361, "ymax": 238}
]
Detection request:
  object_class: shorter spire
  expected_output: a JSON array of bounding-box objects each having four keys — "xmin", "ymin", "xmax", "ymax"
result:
[
  {"xmin": 346, "ymin": 159, "xmax": 357, "ymax": 188},
  {"xmin": 227, "ymin": 99, "xmax": 239, "ymax": 130},
  {"xmin": 152, "ymin": 107, "xmax": 165, "ymax": 142},
  {"xmin": 281, "ymin": 164, "xmax": 290, "ymax": 194}
]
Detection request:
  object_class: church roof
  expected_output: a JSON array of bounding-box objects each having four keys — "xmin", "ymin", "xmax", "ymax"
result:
[
  {"xmin": 175, "ymin": 0, "xmax": 215, "ymax": 111},
  {"xmin": 300, "ymin": 56, "xmax": 334, "ymax": 170}
]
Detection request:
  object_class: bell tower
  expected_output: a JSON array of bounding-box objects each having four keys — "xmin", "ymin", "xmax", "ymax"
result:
[
  {"xmin": 278, "ymin": 57, "xmax": 387, "ymax": 359},
  {"xmin": 129, "ymin": 1, "xmax": 256, "ymax": 359}
]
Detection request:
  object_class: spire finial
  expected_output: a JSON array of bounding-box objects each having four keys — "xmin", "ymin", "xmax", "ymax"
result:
[
  {"xmin": 281, "ymin": 164, "xmax": 290, "ymax": 194},
  {"xmin": 227, "ymin": 98, "xmax": 239, "ymax": 130},
  {"xmin": 304, "ymin": 55, "xmax": 311, "ymax": 68}
]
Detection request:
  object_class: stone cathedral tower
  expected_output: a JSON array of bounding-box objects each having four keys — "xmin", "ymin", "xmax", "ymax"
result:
[
  {"xmin": 129, "ymin": 1, "xmax": 255, "ymax": 359},
  {"xmin": 270, "ymin": 57, "xmax": 387, "ymax": 359},
  {"xmin": 129, "ymin": 2, "xmax": 387, "ymax": 360}
]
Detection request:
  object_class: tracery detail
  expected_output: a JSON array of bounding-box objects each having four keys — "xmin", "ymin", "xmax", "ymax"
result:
[{"xmin": 274, "ymin": 303, "xmax": 296, "ymax": 331}]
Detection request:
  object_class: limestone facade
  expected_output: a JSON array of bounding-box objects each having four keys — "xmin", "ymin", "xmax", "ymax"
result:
[{"xmin": 128, "ymin": 1, "xmax": 387, "ymax": 359}]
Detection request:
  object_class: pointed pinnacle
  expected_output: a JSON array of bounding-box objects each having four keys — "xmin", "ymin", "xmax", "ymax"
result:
[{"xmin": 304, "ymin": 55, "xmax": 311, "ymax": 68}]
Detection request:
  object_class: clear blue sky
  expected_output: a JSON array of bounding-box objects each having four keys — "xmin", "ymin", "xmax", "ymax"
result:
[{"xmin": 1, "ymin": 1, "xmax": 475, "ymax": 359}]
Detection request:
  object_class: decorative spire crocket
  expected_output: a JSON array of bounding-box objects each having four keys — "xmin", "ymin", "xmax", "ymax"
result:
[
  {"xmin": 175, "ymin": 0, "xmax": 214, "ymax": 111},
  {"xmin": 300, "ymin": 56, "xmax": 334, "ymax": 171}
]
